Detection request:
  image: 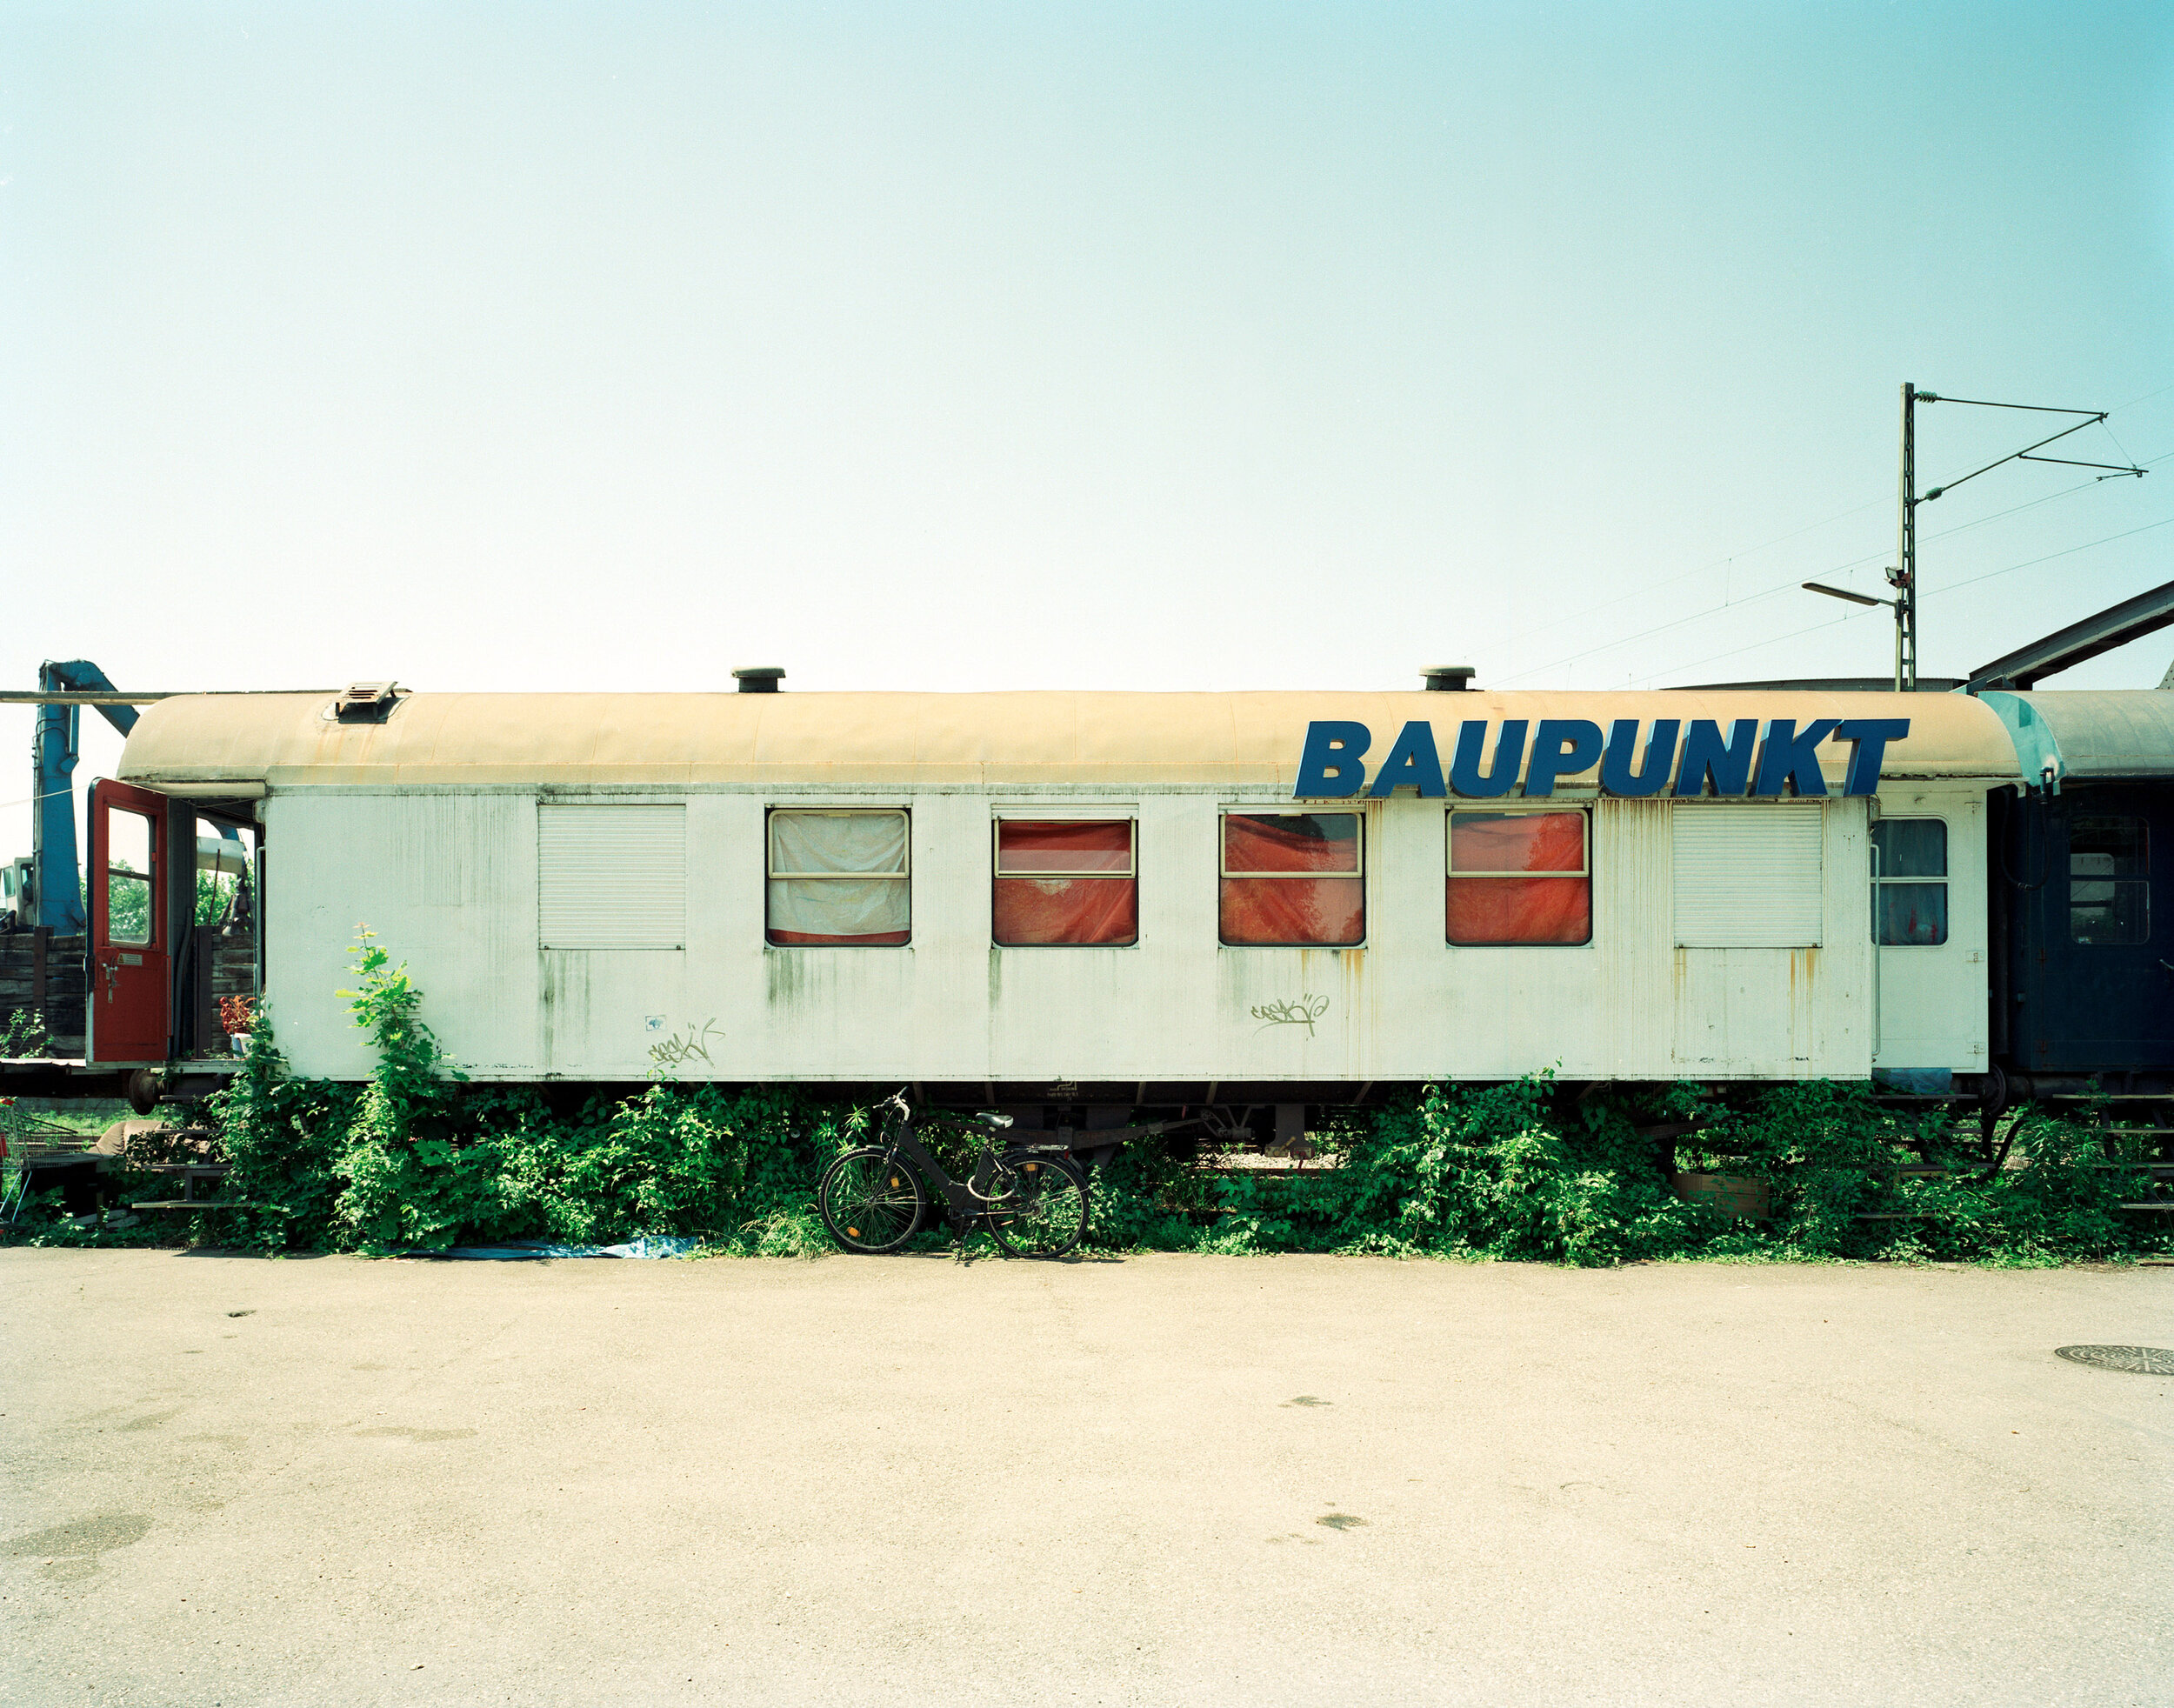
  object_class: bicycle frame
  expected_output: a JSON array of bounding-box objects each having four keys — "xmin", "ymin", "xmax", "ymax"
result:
[{"xmin": 877, "ymin": 1104, "xmax": 1003, "ymax": 1232}]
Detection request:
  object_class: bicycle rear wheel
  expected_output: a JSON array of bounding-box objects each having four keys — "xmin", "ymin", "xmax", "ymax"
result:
[
  {"xmin": 985, "ymin": 1151, "xmax": 1089, "ymax": 1258},
  {"xmin": 817, "ymin": 1147, "xmax": 925, "ymax": 1254}
]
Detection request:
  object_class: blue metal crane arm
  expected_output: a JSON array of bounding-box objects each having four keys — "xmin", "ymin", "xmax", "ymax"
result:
[
  {"xmin": 31, "ymin": 660, "xmax": 141, "ymax": 936},
  {"xmin": 41, "ymin": 660, "xmax": 138, "ymax": 736}
]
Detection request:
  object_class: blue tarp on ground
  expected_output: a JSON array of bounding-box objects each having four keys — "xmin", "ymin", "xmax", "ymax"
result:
[{"xmin": 404, "ymin": 1236, "xmax": 703, "ymax": 1260}]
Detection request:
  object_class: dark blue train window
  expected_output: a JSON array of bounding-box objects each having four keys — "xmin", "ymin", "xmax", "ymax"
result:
[
  {"xmin": 2071, "ymin": 817, "xmax": 2149, "ymax": 945},
  {"xmin": 1871, "ymin": 818, "xmax": 1947, "ymax": 945}
]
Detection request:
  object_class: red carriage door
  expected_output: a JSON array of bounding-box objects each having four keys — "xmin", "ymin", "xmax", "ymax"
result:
[{"xmin": 89, "ymin": 779, "xmax": 171, "ymax": 1064}]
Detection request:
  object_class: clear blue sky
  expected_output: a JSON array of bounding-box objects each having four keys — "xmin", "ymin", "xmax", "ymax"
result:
[{"xmin": 4, "ymin": 2, "xmax": 2172, "ymax": 863}]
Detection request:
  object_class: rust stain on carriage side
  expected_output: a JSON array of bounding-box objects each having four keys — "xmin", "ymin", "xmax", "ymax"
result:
[
  {"xmin": 1788, "ymin": 945, "xmax": 1821, "ymax": 1011},
  {"xmin": 1797, "ymin": 945, "xmax": 1819, "ymax": 1070},
  {"xmin": 1340, "ymin": 944, "xmax": 1370, "ymax": 1071}
]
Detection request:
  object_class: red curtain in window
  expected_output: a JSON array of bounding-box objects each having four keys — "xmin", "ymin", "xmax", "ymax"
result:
[
  {"xmin": 993, "ymin": 822, "xmax": 1137, "ymax": 944},
  {"xmin": 1219, "ymin": 814, "xmax": 1363, "ymax": 944},
  {"xmin": 1446, "ymin": 877, "xmax": 1589, "ymax": 944},
  {"xmin": 768, "ymin": 926, "xmax": 913, "ymax": 945},
  {"xmin": 1220, "ymin": 877, "xmax": 1364, "ymax": 945},
  {"xmin": 1450, "ymin": 812, "xmax": 1583, "ymax": 873},
  {"xmin": 1447, "ymin": 811, "xmax": 1589, "ymax": 944},
  {"xmin": 994, "ymin": 879, "xmax": 1138, "ymax": 944},
  {"xmin": 997, "ymin": 821, "xmax": 1131, "ymax": 873},
  {"xmin": 1223, "ymin": 815, "xmax": 1360, "ymax": 872}
]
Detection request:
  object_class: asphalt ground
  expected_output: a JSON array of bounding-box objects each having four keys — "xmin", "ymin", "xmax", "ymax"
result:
[{"xmin": 1, "ymin": 1249, "xmax": 2168, "ymax": 1708}]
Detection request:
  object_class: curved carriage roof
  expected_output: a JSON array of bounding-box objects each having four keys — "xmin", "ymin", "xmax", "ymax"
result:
[
  {"xmin": 1977, "ymin": 690, "xmax": 2174, "ymax": 785},
  {"xmin": 117, "ymin": 689, "xmax": 2021, "ymax": 792}
]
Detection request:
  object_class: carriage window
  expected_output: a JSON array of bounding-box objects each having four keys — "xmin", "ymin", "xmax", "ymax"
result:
[
  {"xmin": 1448, "ymin": 810, "xmax": 1590, "ymax": 945},
  {"xmin": 1219, "ymin": 813, "xmax": 1364, "ymax": 946},
  {"xmin": 994, "ymin": 820, "xmax": 1137, "ymax": 946},
  {"xmin": 106, "ymin": 809, "xmax": 153, "ymax": 945},
  {"xmin": 2071, "ymin": 817, "xmax": 2148, "ymax": 945},
  {"xmin": 1871, "ymin": 818, "xmax": 1948, "ymax": 946},
  {"xmin": 767, "ymin": 811, "xmax": 911, "ymax": 946}
]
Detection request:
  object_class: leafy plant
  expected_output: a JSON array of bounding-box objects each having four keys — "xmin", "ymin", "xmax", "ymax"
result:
[
  {"xmin": 7, "ymin": 927, "xmax": 2162, "ymax": 1269},
  {"xmin": 0, "ymin": 1008, "xmax": 52, "ymax": 1058}
]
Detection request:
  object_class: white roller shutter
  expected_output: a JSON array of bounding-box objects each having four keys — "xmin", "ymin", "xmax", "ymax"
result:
[
  {"xmin": 1674, "ymin": 806, "xmax": 1823, "ymax": 947},
  {"xmin": 538, "ymin": 804, "xmax": 685, "ymax": 950}
]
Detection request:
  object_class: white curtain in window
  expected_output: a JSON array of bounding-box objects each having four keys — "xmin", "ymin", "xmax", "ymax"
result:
[{"xmin": 768, "ymin": 812, "xmax": 910, "ymax": 938}]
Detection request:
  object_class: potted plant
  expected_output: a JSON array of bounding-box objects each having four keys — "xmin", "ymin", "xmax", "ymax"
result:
[{"xmin": 217, "ymin": 994, "xmax": 256, "ymax": 1057}]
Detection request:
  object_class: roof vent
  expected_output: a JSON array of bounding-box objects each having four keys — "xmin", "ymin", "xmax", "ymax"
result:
[
  {"xmin": 1421, "ymin": 666, "xmax": 1475, "ymax": 691},
  {"xmin": 333, "ymin": 681, "xmax": 400, "ymax": 724},
  {"xmin": 732, "ymin": 667, "xmax": 785, "ymax": 694}
]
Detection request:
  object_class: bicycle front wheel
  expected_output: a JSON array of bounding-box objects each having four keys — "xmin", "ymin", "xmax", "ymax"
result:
[
  {"xmin": 817, "ymin": 1147, "xmax": 925, "ymax": 1255},
  {"xmin": 985, "ymin": 1151, "xmax": 1089, "ymax": 1258}
]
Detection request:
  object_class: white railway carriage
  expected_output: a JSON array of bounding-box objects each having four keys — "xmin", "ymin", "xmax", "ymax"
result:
[{"xmin": 94, "ymin": 683, "xmax": 2033, "ymax": 1121}]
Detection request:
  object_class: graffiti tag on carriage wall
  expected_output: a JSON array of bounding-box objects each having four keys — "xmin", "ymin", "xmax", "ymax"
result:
[
  {"xmin": 1251, "ymin": 994, "xmax": 1330, "ymax": 1037},
  {"xmin": 1291, "ymin": 717, "xmax": 1910, "ymax": 800},
  {"xmin": 649, "ymin": 1017, "xmax": 724, "ymax": 1070}
]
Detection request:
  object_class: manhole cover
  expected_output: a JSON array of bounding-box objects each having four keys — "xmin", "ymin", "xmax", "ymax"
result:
[{"xmin": 2054, "ymin": 1345, "xmax": 2174, "ymax": 1376}]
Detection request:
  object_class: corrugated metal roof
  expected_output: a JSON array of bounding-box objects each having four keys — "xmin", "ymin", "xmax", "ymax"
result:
[
  {"xmin": 115, "ymin": 689, "xmax": 2024, "ymax": 792},
  {"xmin": 1978, "ymin": 690, "xmax": 2174, "ymax": 785}
]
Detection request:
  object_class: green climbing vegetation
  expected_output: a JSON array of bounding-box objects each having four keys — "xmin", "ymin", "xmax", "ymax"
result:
[
  {"xmin": 4, "ymin": 931, "xmax": 2167, "ymax": 1265},
  {"xmin": 1084, "ymin": 1076, "xmax": 2169, "ymax": 1266}
]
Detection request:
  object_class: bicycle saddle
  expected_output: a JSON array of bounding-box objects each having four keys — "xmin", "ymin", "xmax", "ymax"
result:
[{"xmin": 973, "ymin": 1111, "xmax": 1015, "ymax": 1129}]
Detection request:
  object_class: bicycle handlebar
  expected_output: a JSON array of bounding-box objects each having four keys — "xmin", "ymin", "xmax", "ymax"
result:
[{"xmin": 880, "ymin": 1090, "xmax": 1012, "ymax": 1132}]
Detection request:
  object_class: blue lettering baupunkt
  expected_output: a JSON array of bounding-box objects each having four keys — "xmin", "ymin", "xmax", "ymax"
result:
[{"xmin": 1292, "ymin": 716, "xmax": 1908, "ymax": 800}]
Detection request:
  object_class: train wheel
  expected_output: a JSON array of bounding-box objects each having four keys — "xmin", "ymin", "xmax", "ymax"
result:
[
  {"xmin": 985, "ymin": 1151, "xmax": 1089, "ymax": 1258},
  {"xmin": 816, "ymin": 1147, "xmax": 924, "ymax": 1254}
]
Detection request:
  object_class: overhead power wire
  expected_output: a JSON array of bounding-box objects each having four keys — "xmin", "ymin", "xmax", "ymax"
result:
[
  {"xmin": 1490, "ymin": 382, "xmax": 2171, "ymax": 677},
  {"xmin": 0, "ymin": 786, "xmax": 77, "ymax": 812},
  {"xmin": 1745, "ymin": 465, "xmax": 2156, "ymax": 590},
  {"xmin": 1497, "ymin": 437, "xmax": 2173, "ymax": 686},
  {"xmin": 1494, "ymin": 478, "xmax": 2096, "ymax": 685},
  {"xmin": 1917, "ymin": 395, "xmax": 2103, "ymax": 416},
  {"xmin": 1627, "ymin": 504, "xmax": 2174, "ymax": 689},
  {"xmin": 1484, "ymin": 492, "xmax": 1889, "ymax": 659},
  {"xmin": 1925, "ymin": 511, "xmax": 2174, "ymax": 597},
  {"xmin": 1629, "ymin": 610, "xmax": 1864, "ymax": 688},
  {"xmin": 2101, "ymin": 416, "xmax": 2139, "ymax": 470},
  {"xmin": 2105, "ymin": 378, "xmax": 2174, "ymax": 413}
]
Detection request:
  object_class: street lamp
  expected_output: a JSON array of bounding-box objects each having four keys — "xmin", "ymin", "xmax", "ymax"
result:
[
  {"xmin": 1801, "ymin": 581, "xmax": 1893, "ymax": 610},
  {"xmin": 1801, "ymin": 580, "xmax": 1906, "ymax": 690}
]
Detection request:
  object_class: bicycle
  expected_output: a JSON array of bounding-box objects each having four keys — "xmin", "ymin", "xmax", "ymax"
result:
[{"xmin": 815, "ymin": 1091, "xmax": 1090, "ymax": 1258}]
